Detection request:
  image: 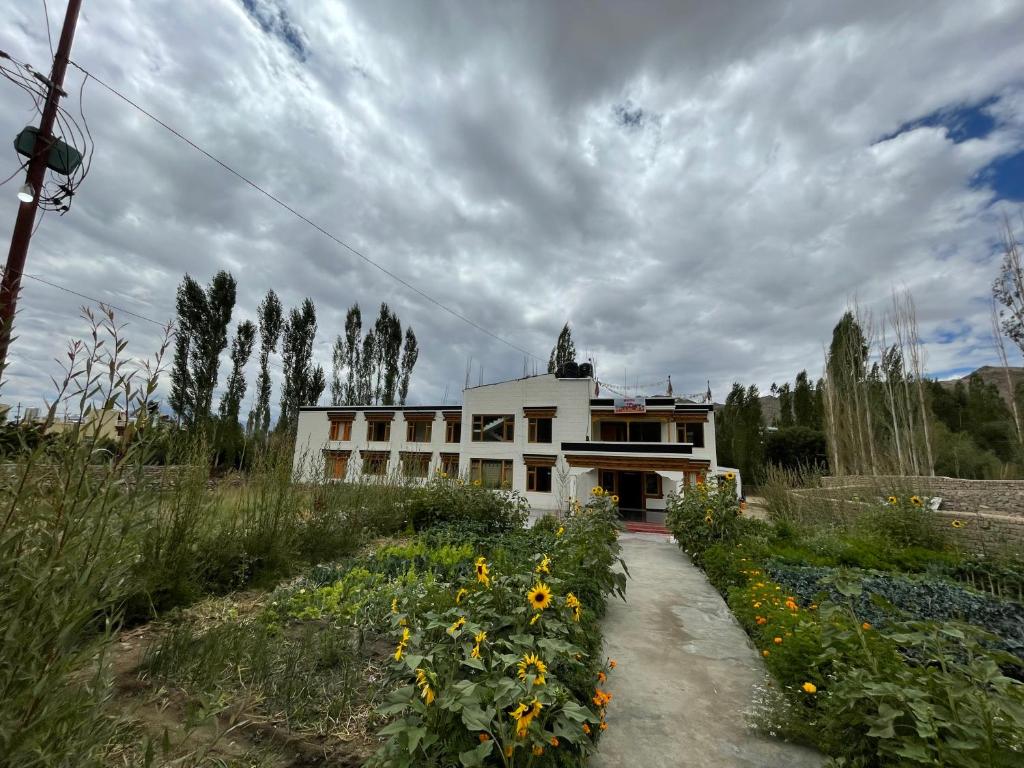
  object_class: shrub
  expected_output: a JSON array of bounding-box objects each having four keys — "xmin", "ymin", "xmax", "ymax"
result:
[
  {"xmin": 408, "ymin": 476, "xmax": 530, "ymax": 533},
  {"xmin": 665, "ymin": 475, "xmax": 742, "ymax": 565}
]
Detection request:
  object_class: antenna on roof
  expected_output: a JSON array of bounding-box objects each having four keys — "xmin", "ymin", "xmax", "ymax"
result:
[
  {"xmin": 442, "ymin": 383, "xmax": 450, "ymax": 404},
  {"xmin": 464, "ymin": 357, "xmax": 472, "ymax": 390},
  {"xmin": 478, "ymin": 364, "xmax": 484, "ymax": 387}
]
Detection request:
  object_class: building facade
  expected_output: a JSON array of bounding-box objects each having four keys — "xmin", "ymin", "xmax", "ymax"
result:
[{"xmin": 292, "ymin": 372, "xmax": 734, "ymax": 524}]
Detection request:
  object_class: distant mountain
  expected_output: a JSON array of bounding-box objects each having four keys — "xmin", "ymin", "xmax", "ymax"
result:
[{"xmin": 938, "ymin": 365, "xmax": 1024, "ymax": 407}]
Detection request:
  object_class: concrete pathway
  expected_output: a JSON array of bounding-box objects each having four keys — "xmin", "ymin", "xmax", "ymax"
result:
[{"xmin": 592, "ymin": 533, "xmax": 823, "ymax": 768}]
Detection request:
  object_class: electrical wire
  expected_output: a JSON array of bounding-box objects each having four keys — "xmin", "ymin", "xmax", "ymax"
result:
[
  {"xmin": 41, "ymin": 0, "xmax": 55, "ymax": 60},
  {"xmin": 68, "ymin": 61, "xmax": 546, "ymax": 363}
]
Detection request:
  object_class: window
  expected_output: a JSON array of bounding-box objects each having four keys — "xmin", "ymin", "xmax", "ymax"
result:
[
  {"xmin": 527, "ymin": 465, "xmax": 552, "ymax": 492},
  {"xmin": 361, "ymin": 451, "xmax": 389, "ymax": 475},
  {"xmin": 470, "ymin": 458, "xmax": 512, "ymax": 489},
  {"xmin": 528, "ymin": 417, "xmax": 552, "ymax": 443},
  {"xmin": 472, "ymin": 415, "xmax": 514, "ymax": 442},
  {"xmin": 596, "ymin": 420, "xmax": 662, "ymax": 442},
  {"xmin": 367, "ymin": 420, "xmax": 391, "ymax": 441},
  {"xmin": 439, "ymin": 453, "xmax": 459, "ymax": 476},
  {"xmin": 400, "ymin": 452, "xmax": 431, "ymax": 477},
  {"xmin": 677, "ymin": 422, "xmax": 704, "ymax": 447},
  {"xmin": 446, "ymin": 420, "xmax": 462, "ymax": 443},
  {"xmin": 644, "ymin": 472, "xmax": 663, "ymax": 498},
  {"xmin": 406, "ymin": 420, "xmax": 433, "ymax": 442},
  {"xmin": 599, "ymin": 469, "xmax": 617, "ymax": 494},
  {"xmin": 329, "ymin": 419, "xmax": 352, "ymax": 441},
  {"xmin": 324, "ymin": 450, "xmax": 348, "ymax": 480}
]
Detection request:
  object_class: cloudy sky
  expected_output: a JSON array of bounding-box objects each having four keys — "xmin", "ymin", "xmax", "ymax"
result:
[{"xmin": 2, "ymin": 0, "xmax": 1023, "ymax": 416}]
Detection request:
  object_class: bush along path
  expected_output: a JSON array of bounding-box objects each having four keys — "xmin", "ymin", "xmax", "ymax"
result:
[
  {"xmin": 591, "ymin": 532, "xmax": 824, "ymax": 768},
  {"xmin": 665, "ymin": 476, "xmax": 1024, "ymax": 767}
]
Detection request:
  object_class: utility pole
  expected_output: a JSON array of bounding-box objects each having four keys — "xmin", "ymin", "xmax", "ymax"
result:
[{"xmin": 0, "ymin": 0, "xmax": 83, "ymax": 376}]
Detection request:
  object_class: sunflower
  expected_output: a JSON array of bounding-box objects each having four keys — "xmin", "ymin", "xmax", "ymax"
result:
[
  {"xmin": 565, "ymin": 592, "xmax": 582, "ymax": 622},
  {"xmin": 556, "ymin": 526, "xmax": 565, "ymax": 537},
  {"xmin": 415, "ymin": 668, "xmax": 436, "ymax": 705},
  {"xmin": 393, "ymin": 627, "xmax": 410, "ymax": 661},
  {"xmin": 535, "ymin": 554, "xmax": 551, "ymax": 574},
  {"xmin": 517, "ymin": 652, "xmax": 548, "ymax": 686},
  {"xmin": 528, "ymin": 582, "xmax": 552, "ymax": 611},
  {"xmin": 704, "ymin": 513, "xmax": 714, "ymax": 525},
  {"xmin": 886, "ymin": 495, "xmax": 898, "ymax": 505},
  {"xmin": 592, "ymin": 486, "xmax": 604, "ymax": 496},
  {"xmin": 724, "ymin": 471, "xmax": 736, "ymax": 481},
  {"xmin": 447, "ymin": 616, "xmax": 466, "ymax": 636},
  {"xmin": 909, "ymin": 495, "xmax": 923, "ymax": 507},
  {"xmin": 611, "ymin": 494, "xmax": 620, "ymax": 504},
  {"xmin": 951, "ymin": 519, "xmax": 965, "ymax": 529},
  {"xmin": 475, "ymin": 556, "xmax": 491, "ymax": 587}
]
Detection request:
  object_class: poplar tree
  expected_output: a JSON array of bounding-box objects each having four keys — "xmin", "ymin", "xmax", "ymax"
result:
[
  {"xmin": 277, "ymin": 299, "xmax": 325, "ymax": 434},
  {"xmin": 248, "ymin": 290, "xmax": 283, "ymax": 437},
  {"xmin": 169, "ymin": 270, "xmax": 236, "ymax": 425},
  {"xmin": 219, "ymin": 321, "xmax": 256, "ymax": 424},
  {"xmin": 398, "ymin": 327, "xmax": 419, "ymax": 405},
  {"xmin": 547, "ymin": 323, "xmax": 576, "ymax": 373},
  {"xmin": 793, "ymin": 370, "xmax": 815, "ymax": 428},
  {"xmin": 342, "ymin": 305, "xmax": 362, "ymax": 405}
]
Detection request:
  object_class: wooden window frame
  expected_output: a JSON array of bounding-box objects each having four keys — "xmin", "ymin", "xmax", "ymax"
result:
[
  {"xmin": 439, "ymin": 452, "xmax": 460, "ymax": 476},
  {"xmin": 361, "ymin": 450, "xmax": 390, "ymax": 476},
  {"xmin": 445, "ymin": 420, "xmax": 462, "ymax": 443},
  {"xmin": 644, "ymin": 472, "xmax": 663, "ymax": 498},
  {"xmin": 367, "ymin": 420, "xmax": 391, "ymax": 442},
  {"xmin": 400, "ymin": 451, "xmax": 432, "ymax": 478},
  {"xmin": 469, "ymin": 458, "xmax": 513, "ymax": 489},
  {"xmin": 323, "ymin": 449, "xmax": 350, "ymax": 480},
  {"xmin": 329, "ymin": 420, "xmax": 353, "ymax": 441},
  {"xmin": 405, "ymin": 420, "xmax": 433, "ymax": 443},
  {"xmin": 598, "ymin": 469, "xmax": 618, "ymax": 494},
  {"xmin": 527, "ymin": 416, "xmax": 553, "ymax": 443},
  {"xmin": 527, "ymin": 465, "xmax": 552, "ymax": 492},
  {"xmin": 471, "ymin": 414, "xmax": 515, "ymax": 442},
  {"xmin": 677, "ymin": 422, "xmax": 705, "ymax": 448}
]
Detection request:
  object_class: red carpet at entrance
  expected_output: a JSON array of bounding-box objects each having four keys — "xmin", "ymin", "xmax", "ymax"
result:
[{"xmin": 623, "ymin": 521, "xmax": 670, "ymax": 535}]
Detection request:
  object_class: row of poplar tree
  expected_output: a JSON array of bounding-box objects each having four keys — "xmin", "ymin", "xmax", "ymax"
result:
[{"xmin": 168, "ymin": 271, "xmax": 418, "ymax": 443}]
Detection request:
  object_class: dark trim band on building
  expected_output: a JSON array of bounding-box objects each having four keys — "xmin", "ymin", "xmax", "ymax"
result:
[
  {"xmin": 523, "ymin": 406, "xmax": 557, "ymax": 418},
  {"xmin": 523, "ymin": 453, "xmax": 557, "ymax": 467},
  {"xmin": 561, "ymin": 442, "xmax": 694, "ymax": 454},
  {"xmin": 364, "ymin": 411, "xmax": 395, "ymax": 421},
  {"xmin": 565, "ymin": 455, "xmax": 710, "ymax": 472}
]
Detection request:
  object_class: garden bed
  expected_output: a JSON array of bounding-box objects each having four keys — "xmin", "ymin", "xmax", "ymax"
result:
[{"xmin": 666, "ymin": 478, "xmax": 1024, "ymax": 767}]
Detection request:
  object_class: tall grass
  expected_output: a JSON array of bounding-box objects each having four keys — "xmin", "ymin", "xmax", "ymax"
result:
[{"xmin": 0, "ymin": 307, "xmax": 423, "ymax": 765}]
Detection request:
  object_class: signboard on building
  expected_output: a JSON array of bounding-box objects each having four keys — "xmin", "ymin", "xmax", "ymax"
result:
[{"xmin": 613, "ymin": 397, "xmax": 646, "ymax": 414}]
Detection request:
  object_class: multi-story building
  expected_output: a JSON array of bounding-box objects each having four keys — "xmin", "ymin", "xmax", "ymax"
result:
[{"xmin": 292, "ymin": 371, "xmax": 734, "ymax": 524}]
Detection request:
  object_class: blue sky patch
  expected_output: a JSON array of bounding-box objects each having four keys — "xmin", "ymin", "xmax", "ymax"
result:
[
  {"xmin": 878, "ymin": 98, "xmax": 998, "ymax": 144},
  {"xmin": 240, "ymin": 0, "xmax": 309, "ymax": 61}
]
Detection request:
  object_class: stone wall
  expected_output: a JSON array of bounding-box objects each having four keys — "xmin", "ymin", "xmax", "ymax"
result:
[
  {"xmin": 819, "ymin": 475, "xmax": 1024, "ymax": 517},
  {"xmin": 799, "ymin": 477, "xmax": 1024, "ymax": 554}
]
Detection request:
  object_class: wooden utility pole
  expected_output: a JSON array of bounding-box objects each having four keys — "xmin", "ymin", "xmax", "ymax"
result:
[{"xmin": 0, "ymin": 0, "xmax": 83, "ymax": 375}]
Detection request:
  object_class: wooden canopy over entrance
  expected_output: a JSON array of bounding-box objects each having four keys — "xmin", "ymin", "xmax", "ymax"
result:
[{"xmin": 564, "ymin": 454, "xmax": 710, "ymax": 472}]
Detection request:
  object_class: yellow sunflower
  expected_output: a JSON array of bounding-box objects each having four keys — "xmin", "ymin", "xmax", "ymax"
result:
[
  {"xmin": 611, "ymin": 494, "xmax": 620, "ymax": 504},
  {"xmin": 592, "ymin": 486, "xmax": 604, "ymax": 496},
  {"xmin": 909, "ymin": 495, "xmax": 923, "ymax": 507},
  {"xmin": 535, "ymin": 554, "xmax": 551, "ymax": 574},
  {"xmin": 415, "ymin": 668, "xmax": 435, "ymax": 705},
  {"xmin": 724, "ymin": 471, "xmax": 736, "ymax": 481},
  {"xmin": 517, "ymin": 652, "xmax": 548, "ymax": 686},
  {"xmin": 527, "ymin": 582, "xmax": 552, "ymax": 611},
  {"xmin": 455, "ymin": 587, "xmax": 468, "ymax": 604},
  {"xmin": 951, "ymin": 519, "xmax": 965, "ymax": 529},
  {"xmin": 475, "ymin": 556, "xmax": 491, "ymax": 587},
  {"xmin": 887, "ymin": 495, "xmax": 897, "ymax": 505}
]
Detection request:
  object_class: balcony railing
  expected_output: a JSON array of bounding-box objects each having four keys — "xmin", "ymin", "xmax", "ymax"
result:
[{"xmin": 560, "ymin": 441, "xmax": 693, "ymax": 455}]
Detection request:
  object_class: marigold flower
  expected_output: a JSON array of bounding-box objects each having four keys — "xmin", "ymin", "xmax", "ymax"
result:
[
  {"xmin": 862, "ymin": 622, "xmax": 872, "ymax": 631},
  {"xmin": 597, "ymin": 671, "xmax": 607, "ymax": 683},
  {"xmin": 532, "ymin": 745, "xmax": 544, "ymax": 756},
  {"xmin": 762, "ymin": 649, "xmax": 769, "ymax": 657},
  {"xmin": 773, "ymin": 636, "xmax": 782, "ymax": 645},
  {"xmin": 756, "ymin": 616, "xmax": 767, "ymax": 625},
  {"xmin": 550, "ymin": 736, "xmax": 559, "ymax": 747},
  {"xmin": 583, "ymin": 723, "xmax": 591, "ymax": 734},
  {"xmin": 599, "ymin": 721, "xmax": 608, "ymax": 731},
  {"xmin": 479, "ymin": 733, "xmax": 490, "ymax": 743},
  {"xmin": 505, "ymin": 745, "xmax": 514, "ymax": 758},
  {"xmin": 609, "ymin": 659, "xmax": 617, "ymax": 669},
  {"xmin": 801, "ymin": 682, "xmax": 817, "ymax": 694},
  {"xmin": 528, "ymin": 582, "xmax": 552, "ymax": 611}
]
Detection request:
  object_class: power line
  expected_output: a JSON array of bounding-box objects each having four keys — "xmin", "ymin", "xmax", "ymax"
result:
[{"xmin": 68, "ymin": 61, "xmax": 546, "ymax": 363}]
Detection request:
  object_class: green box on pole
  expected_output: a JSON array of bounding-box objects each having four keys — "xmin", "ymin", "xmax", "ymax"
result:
[{"xmin": 14, "ymin": 125, "xmax": 82, "ymax": 175}]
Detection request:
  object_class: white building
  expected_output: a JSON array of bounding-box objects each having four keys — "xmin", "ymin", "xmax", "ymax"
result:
[{"xmin": 292, "ymin": 371, "xmax": 731, "ymax": 524}]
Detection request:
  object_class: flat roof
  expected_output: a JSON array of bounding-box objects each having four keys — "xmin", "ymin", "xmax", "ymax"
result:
[{"xmin": 299, "ymin": 405, "xmax": 456, "ymax": 412}]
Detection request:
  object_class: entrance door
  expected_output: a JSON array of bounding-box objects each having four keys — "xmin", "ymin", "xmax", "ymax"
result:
[{"xmin": 618, "ymin": 471, "xmax": 644, "ymax": 521}]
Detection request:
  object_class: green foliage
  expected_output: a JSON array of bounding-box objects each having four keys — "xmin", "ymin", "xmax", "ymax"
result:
[
  {"xmin": 765, "ymin": 426, "xmax": 828, "ymax": 471},
  {"xmin": 369, "ymin": 499, "xmax": 625, "ymax": 767},
  {"xmin": 664, "ymin": 475, "xmax": 743, "ymax": 565},
  {"xmin": 547, "ymin": 322, "xmax": 577, "ymax": 374},
  {"xmin": 716, "ymin": 385, "xmax": 764, "ymax": 482},
  {"xmin": 408, "ymin": 476, "xmax": 531, "ymax": 533}
]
